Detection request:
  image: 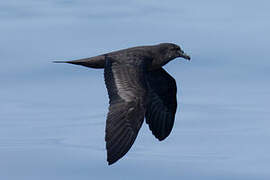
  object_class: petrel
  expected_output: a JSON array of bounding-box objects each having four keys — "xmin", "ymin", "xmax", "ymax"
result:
[{"xmin": 54, "ymin": 43, "xmax": 190, "ymax": 165}]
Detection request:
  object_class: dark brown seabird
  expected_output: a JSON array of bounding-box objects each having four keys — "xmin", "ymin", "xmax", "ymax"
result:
[{"xmin": 54, "ymin": 43, "xmax": 191, "ymax": 165}]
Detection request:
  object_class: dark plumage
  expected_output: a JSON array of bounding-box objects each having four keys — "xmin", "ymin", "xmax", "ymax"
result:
[{"xmin": 54, "ymin": 43, "xmax": 190, "ymax": 165}]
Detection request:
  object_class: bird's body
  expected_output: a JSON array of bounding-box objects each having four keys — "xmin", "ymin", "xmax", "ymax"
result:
[{"xmin": 54, "ymin": 43, "xmax": 190, "ymax": 165}]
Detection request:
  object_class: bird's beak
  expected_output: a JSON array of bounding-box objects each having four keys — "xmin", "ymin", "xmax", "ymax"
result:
[{"xmin": 178, "ymin": 50, "xmax": 191, "ymax": 60}]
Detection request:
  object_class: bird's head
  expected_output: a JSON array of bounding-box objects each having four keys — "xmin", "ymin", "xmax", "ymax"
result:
[{"xmin": 158, "ymin": 43, "xmax": 191, "ymax": 62}]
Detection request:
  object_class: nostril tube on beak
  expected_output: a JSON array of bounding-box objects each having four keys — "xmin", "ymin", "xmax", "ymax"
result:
[{"xmin": 181, "ymin": 52, "xmax": 191, "ymax": 60}]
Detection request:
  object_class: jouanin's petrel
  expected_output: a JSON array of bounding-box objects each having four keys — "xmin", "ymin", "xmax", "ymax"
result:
[{"xmin": 54, "ymin": 43, "xmax": 190, "ymax": 165}]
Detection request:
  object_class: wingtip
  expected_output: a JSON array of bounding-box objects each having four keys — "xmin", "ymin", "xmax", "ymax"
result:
[
  {"xmin": 153, "ymin": 132, "xmax": 169, "ymax": 141},
  {"xmin": 158, "ymin": 137, "xmax": 166, "ymax": 141},
  {"xmin": 107, "ymin": 159, "xmax": 115, "ymax": 166},
  {"xmin": 107, "ymin": 157, "xmax": 118, "ymax": 165}
]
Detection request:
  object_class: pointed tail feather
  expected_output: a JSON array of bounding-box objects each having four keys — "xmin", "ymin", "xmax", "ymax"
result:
[
  {"xmin": 52, "ymin": 55, "xmax": 105, "ymax": 69},
  {"xmin": 53, "ymin": 61, "xmax": 68, "ymax": 63}
]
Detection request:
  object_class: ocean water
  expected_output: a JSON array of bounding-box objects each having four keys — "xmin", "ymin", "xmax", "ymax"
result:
[{"xmin": 1, "ymin": 0, "xmax": 270, "ymax": 179}]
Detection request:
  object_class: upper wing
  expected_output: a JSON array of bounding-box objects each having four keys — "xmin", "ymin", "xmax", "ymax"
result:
[
  {"xmin": 104, "ymin": 56, "xmax": 148, "ymax": 165},
  {"xmin": 145, "ymin": 68, "xmax": 177, "ymax": 141}
]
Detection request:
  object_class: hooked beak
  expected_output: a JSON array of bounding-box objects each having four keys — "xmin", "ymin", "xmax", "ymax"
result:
[{"xmin": 178, "ymin": 50, "xmax": 191, "ymax": 60}]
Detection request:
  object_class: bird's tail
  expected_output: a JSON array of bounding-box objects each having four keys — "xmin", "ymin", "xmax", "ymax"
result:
[
  {"xmin": 52, "ymin": 55, "xmax": 106, "ymax": 69},
  {"xmin": 53, "ymin": 61, "xmax": 68, "ymax": 63}
]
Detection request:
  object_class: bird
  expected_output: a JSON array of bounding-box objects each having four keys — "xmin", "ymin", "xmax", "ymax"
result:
[{"xmin": 54, "ymin": 43, "xmax": 190, "ymax": 165}]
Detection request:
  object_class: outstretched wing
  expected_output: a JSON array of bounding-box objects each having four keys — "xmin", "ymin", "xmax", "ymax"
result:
[
  {"xmin": 145, "ymin": 68, "xmax": 177, "ymax": 141},
  {"xmin": 104, "ymin": 56, "xmax": 148, "ymax": 165}
]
